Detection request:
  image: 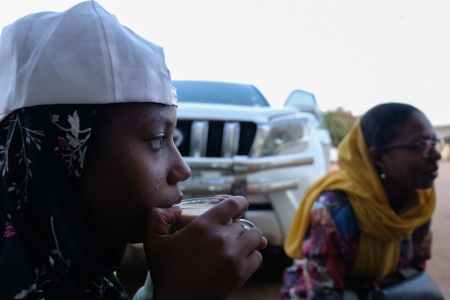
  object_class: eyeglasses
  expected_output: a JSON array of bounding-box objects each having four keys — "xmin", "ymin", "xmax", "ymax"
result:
[{"xmin": 378, "ymin": 137, "xmax": 445, "ymax": 158}]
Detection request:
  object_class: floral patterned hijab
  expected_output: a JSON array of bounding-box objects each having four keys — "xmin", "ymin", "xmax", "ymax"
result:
[
  {"xmin": 0, "ymin": 1, "xmax": 177, "ymax": 298},
  {"xmin": 0, "ymin": 105, "xmax": 128, "ymax": 299}
]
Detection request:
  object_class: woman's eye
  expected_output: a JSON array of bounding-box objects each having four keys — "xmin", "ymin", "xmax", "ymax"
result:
[
  {"xmin": 417, "ymin": 140, "xmax": 427, "ymax": 147},
  {"xmin": 148, "ymin": 137, "xmax": 164, "ymax": 150}
]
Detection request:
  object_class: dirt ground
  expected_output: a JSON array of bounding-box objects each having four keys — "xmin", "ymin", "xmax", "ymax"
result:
[{"xmin": 426, "ymin": 159, "xmax": 450, "ymax": 298}]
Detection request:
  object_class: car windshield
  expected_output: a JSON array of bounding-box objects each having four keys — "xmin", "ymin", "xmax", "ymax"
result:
[{"xmin": 172, "ymin": 80, "xmax": 270, "ymax": 107}]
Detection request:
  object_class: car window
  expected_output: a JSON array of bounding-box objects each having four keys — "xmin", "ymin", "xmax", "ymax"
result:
[
  {"xmin": 284, "ymin": 89, "xmax": 327, "ymax": 129},
  {"xmin": 172, "ymin": 80, "xmax": 270, "ymax": 107},
  {"xmin": 285, "ymin": 90, "xmax": 317, "ymax": 107}
]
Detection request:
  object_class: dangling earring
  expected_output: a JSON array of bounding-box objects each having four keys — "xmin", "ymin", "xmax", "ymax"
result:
[{"xmin": 379, "ymin": 165, "xmax": 386, "ymax": 179}]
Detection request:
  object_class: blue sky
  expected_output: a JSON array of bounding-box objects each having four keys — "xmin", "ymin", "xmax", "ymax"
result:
[{"xmin": 1, "ymin": 0, "xmax": 449, "ymax": 125}]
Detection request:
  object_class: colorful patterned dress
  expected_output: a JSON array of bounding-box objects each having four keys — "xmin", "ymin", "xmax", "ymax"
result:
[{"xmin": 279, "ymin": 190, "xmax": 431, "ymax": 300}]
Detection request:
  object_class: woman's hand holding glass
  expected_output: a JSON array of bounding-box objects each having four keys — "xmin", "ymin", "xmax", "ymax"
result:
[{"xmin": 143, "ymin": 195, "xmax": 268, "ymax": 300}]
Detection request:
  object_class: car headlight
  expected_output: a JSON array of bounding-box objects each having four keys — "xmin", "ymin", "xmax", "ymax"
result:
[{"xmin": 250, "ymin": 115, "xmax": 311, "ymax": 157}]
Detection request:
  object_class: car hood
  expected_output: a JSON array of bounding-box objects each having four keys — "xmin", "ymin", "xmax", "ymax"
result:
[{"xmin": 177, "ymin": 103, "xmax": 299, "ymax": 123}]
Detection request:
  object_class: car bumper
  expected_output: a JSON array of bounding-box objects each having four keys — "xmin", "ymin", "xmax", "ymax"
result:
[{"xmin": 180, "ymin": 154, "xmax": 314, "ymax": 195}]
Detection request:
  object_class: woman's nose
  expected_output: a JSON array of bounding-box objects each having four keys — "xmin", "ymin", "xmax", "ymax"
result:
[
  {"xmin": 177, "ymin": 157, "xmax": 192, "ymax": 182},
  {"xmin": 168, "ymin": 151, "xmax": 191, "ymax": 184},
  {"xmin": 426, "ymin": 147, "xmax": 442, "ymax": 161}
]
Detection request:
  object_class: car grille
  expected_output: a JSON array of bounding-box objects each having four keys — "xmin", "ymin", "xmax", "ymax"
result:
[{"xmin": 176, "ymin": 120, "xmax": 257, "ymax": 157}]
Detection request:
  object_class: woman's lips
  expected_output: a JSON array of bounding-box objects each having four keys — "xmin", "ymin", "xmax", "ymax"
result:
[
  {"xmin": 424, "ymin": 168, "xmax": 439, "ymax": 179},
  {"xmin": 160, "ymin": 195, "xmax": 183, "ymax": 208},
  {"xmin": 174, "ymin": 194, "xmax": 183, "ymax": 205}
]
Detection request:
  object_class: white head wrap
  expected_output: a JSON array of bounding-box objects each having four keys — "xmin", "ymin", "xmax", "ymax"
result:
[{"xmin": 0, "ymin": 0, "xmax": 177, "ymax": 121}]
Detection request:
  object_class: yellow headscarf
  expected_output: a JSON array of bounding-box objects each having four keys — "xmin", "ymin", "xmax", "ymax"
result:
[{"xmin": 284, "ymin": 118, "xmax": 435, "ymax": 281}]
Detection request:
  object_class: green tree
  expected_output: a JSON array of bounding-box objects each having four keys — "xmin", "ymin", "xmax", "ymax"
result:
[{"xmin": 323, "ymin": 107, "xmax": 357, "ymax": 148}]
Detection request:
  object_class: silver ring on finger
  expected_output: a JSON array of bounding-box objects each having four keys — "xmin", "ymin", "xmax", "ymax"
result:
[{"xmin": 230, "ymin": 218, "xmax": 255, "ymax": 230}]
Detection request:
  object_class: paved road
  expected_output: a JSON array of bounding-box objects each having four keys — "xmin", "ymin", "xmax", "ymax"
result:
[{"xmin": 119, "ymin": 160, "xmax": 450, "ymax": 299}]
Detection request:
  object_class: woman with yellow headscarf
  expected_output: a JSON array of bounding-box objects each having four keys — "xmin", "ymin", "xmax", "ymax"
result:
[{"xmin": 279, "ymin": 103, "xmax": 443, "ymax": 299}]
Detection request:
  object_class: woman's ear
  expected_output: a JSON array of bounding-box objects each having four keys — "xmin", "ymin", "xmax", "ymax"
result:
[{"xmin": 368, "ymin": 147, "xmax": 384, "ymax": 169}]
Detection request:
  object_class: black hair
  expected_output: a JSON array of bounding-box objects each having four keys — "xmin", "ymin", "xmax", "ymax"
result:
[{"xmin": 360, "ymin": 102, "xmax": 422, "ymax": 148}]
